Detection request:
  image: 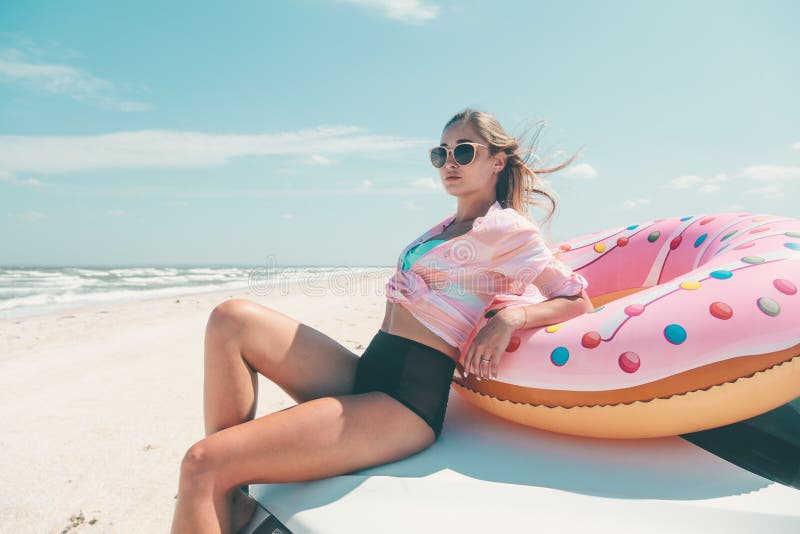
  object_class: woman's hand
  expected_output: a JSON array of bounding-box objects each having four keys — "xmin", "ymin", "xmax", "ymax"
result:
[{"xmin": 460, "ymin": 313, "xmax": 518, "ymax": 381}]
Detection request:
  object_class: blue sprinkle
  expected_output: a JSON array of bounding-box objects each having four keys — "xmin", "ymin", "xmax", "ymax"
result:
[
  {"xmin": 550, "ymin": 347, "xmax": 570, "ymax": 366},
  {"xmin": 664, "ymin": 324, "xmax": 687, "ymax": 345},
  {"xmin": 694, "ymin": 234, "xmax": 707, "ymax": 248}
]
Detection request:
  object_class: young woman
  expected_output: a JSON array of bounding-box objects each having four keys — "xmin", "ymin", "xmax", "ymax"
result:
[{"xmin": 170, "ymin": 108, "xmax": 593, "ymax": 533}]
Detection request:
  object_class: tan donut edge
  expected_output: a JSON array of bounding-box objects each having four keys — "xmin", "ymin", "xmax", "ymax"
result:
[{"xmin": 452, "ymin": 354, "xmax": 800, "ymax": 439}]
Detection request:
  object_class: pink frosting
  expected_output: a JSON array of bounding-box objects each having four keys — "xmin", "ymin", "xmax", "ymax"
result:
[{"xmin": 461, "ymin": 212, "xmax": 800, "ymax": 391}]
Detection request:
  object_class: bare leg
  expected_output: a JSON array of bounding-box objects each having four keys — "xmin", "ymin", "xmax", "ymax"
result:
[
  {"xmin": 202, "ymin": 299, "xmax": 361, "ymax": 435},
  {"xmin": 172, "ymin": 392, "xmax": 435, "ymax": 534},
  {"xmin": 171, "ymin": 299, "xmax": 363, "ymax": 533}
]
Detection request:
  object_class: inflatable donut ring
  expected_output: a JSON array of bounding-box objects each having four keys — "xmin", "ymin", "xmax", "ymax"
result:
[{"xmin": 452, "ymin": 212, "xmax": 800, "ymax": 439}]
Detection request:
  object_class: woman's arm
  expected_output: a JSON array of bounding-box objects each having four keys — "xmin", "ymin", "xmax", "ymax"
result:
[{"xmin": 494, "ymin": 288, "xmax": 593, "ymax": 330}]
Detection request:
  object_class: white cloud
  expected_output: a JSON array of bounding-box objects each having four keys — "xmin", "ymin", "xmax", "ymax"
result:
[
  {"xmin": 308, "ymin": 154, "xmax": 338, "ymax": 165},
  {"xmin": 168, "ymin": 184, "xmax": 447, "ymax": 199},
  {"xmin": 411, "ymin": 177, "xmax": 441, "ymax": 190},
  {"xmin": 737, "ymin": 165, "xmax": 800, "ymax": 182},
  {"xmin": 622, "ymin": 197, "xmax": 651, "ymax": 210},
  {"xmin": 562, "ymin": 163, "xmax": 597, "ymax": 179},
  {"xmin": 697, "ymin": 183, "xmax": 721, "ymax": 193},
  {"xmin": 793, "ymin": 141, "xmax": 800, "ymax": 151},
  {"xmin": 0, "ymin": 52, "xmax": 152, "ymax": 112},
  {"xmin": 0, "ymin": 170, "xmax": 41, "ymax": 187},
  {"xmin": 19, "ymin": 210, "xmax": 45, "ymax": 222},
  {"xmin": 665, "ymin": 173, "xmax": 729, "ymax": 192},
  {"xmin": 337, "ymin": 0, "xmax": 439, "ymax": 23},
  {"xmin": 107, "ymin": 209, "xmax": 127, "ymax": 216},
  {"xmin": 281, "ymin": 213, "xmax": 295, "ymax": 220},
  {"xmin": 743, "ymin": 183, "xmax": 784, "ymax": 200},
  {"xmin": 0, "ymin": 126, "xmax": 427, "ymax": 174}
]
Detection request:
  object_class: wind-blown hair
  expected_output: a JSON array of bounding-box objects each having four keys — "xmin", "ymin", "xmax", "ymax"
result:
[{"xmin": 443, "ymin": 108, "xmax": 583, "ymax": 232}]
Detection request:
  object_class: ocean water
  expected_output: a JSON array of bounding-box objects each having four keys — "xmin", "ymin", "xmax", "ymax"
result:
[{"xmin": 0, "ymin": 265, "xmax": 393, "ymax": 320}]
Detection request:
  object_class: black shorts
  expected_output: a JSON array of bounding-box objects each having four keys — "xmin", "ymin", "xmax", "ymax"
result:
[{"xmin": 353, "ymin": 330, "xmax": 457, "ymax": 439}]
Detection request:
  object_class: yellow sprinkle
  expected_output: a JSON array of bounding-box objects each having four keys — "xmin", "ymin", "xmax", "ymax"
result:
[
  {"xmin": 680, "ymin": 280, "xmax": 702, "ymax": 290},
  {"xmin": 545, "ymin": 324, "xmax": 564, "ymax": 332},
  {"xmin": 594, "ymin": 242, "xmax": 606, "ymax": 253}
]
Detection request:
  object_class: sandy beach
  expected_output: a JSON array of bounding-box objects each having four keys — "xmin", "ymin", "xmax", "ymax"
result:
[{"xmin": 0, "ymin": 270, "xmax": 392, "ymax": 533}]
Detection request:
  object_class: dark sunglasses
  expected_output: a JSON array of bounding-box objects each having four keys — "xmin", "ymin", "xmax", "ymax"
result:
[{"xmin": 429, "ymin": 142, "xmax": 488, "ymax": 168}]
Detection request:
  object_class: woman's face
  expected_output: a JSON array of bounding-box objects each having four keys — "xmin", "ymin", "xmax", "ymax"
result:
[{"xmin": 437, "ymin": 121, "xmax": 504, "ymax": 197}]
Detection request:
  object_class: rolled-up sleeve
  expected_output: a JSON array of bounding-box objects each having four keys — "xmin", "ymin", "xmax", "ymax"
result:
[{"xmin": 478, "ymin": 210, "xmax": 589, "ymax": 298}]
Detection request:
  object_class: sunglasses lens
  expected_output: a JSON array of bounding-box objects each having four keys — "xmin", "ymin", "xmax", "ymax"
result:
[
  {"xmin": 453, "ymin": 144, "xmax": 476, "ymax": 165},
  {"xmin": 430, "ymin": 147, "xmax": 447, "ymax": 168}
]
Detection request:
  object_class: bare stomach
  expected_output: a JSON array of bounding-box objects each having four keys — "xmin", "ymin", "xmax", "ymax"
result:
[{"xmin": 380, "ymin": 300, "xmax": 461, "ymax": 362}]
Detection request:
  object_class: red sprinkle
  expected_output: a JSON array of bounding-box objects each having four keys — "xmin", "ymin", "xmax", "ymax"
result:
[
  {"xmin": 619, "ymin": 351, "xmax": 641, "ymax": 373},
  {"xmin": 709, "ymin": 301, "xmax": 733, "ymax": 320},
  {"xmin": 581, "ymin": 331, "xmax": 601, "ymax": 348},
  {"xmin": 505, "ymin": 336, "xmax": 521, "ymax": 352}
]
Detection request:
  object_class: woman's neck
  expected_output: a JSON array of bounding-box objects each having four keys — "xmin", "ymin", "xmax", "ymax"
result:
[{"xmin": 453, "ymin": 197, "xmax": 497, "ymax": 225}]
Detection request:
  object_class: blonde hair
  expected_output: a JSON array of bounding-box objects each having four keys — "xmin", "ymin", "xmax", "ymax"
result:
[{"xmin": 443, "ymin": 108, "xmax": 583, "ymax": 231}]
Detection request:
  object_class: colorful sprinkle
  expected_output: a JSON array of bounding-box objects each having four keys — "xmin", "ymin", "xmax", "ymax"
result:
[
  {"xmin": 559, "ymin": 244, "xmax": 572, "ymax": 251},
  {"xmin": 774, "ymin": 279, "xmax": 797, "ymax": 295},
  {"xmin": 550, "ymin": 347, "xmax": 569, "ymax": 366},
  {"xmin": 619, "ymin": 352, "xmax": 640, "ymax": 373},
  {"xmin": 694, "ymin": 234, "xmax": 708, "ymax": 247},
  {"xmin": 785, "ymin": 242, "xmax": 800, "ymax": 251},
  {"xmin": 732, "ymin": 242, "xmax": 755, "ymax": 250},
  {"xmin": 742, "ymin": 256, "xmax": 765, "ymax": 264},
  {"xmin": 700, "ymin": 216, "xmax": 715, "ymax": 225},
  {"xmin": 648, "ymin": 231, "xmax": 660, "ymax": 243},
  {"xmin": 617, "ymin": 236, "xmax": 629, "ymax": 247},
  {"xmin": 545, "ymin": 324, "xmax": 564, "ymax": 333},
  {"xmin": 709, "ymin": 301, "xmax": 733, "ymax": 320},
  {"xmin": 624, "ymin": 304, "xmax": 645, "ymax": 316},
  {"xmin": 594, "ymin": 242, "xmax": 607, "ymax": 253},
  {"xmin": 785, "ymin": 231, "xmax": 800, "ymax": 238},
  {"xmin": 581, "ymin": 331, "xmax": 601, "ymax": 348},
  {"xmin": 680, "ymin": 280, "xmax": 701, "ymax": 290},
  {"xmin": 505, "ymin": 336, "xmax": 521, "ymax": 353},
  {"xmin": 484, "ymin": 309, "xmax": 500, "ymax": 318},
  {"xmin": 680, "ymin": 216, "xmax": 694, "ymax": 221},
  {"xmin": 670, "ymin": 235, "xmax": 682, "ymax": 250},
  {"xmin": 721, "ymin": 230, "xmax": 737, "ymax": 241},
  {"xmin": 664, "ymin": 324, "xmax": 687, "ymax": 344},
  {"xmin": 626, "ymin": 224, "xmax": 639, "ymax": 230},
  {"xmin": 588, "ymin": 305, "xmax": 605, "ymax": 313},
  {"xmin": 749, "ymin": 227, "xmax": 770, "ymax": 234},
  {"xmin": 709, "ymin": 270, "xmax": 732, "ymax": 280},
  {"xmin": 757, "ymin": 297, "xmax": 780, "ymax": 317}
]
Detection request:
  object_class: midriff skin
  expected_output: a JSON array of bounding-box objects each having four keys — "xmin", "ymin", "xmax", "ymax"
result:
[
  {"xmin": 380, "ymin": 218, "xmax": 477, "ymax": 363},
  {"xmin": 381, "ymin": 300, "xmax": 461, "ymax": 362}
]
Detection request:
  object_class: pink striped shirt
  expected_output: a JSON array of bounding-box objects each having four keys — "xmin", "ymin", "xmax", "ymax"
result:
[{"xmin": 385, "ymin": 200, "xmax": 589, "ymax": 353}]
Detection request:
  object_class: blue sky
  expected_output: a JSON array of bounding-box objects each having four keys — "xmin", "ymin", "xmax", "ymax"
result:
[{"xmin": 1, "ymin": 0, "xmax": 797, "ymax": 267}]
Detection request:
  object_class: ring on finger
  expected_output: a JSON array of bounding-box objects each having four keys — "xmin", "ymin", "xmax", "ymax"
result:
[{"xmin": 479, "ymin": 356, "xmax": 491, "ymax": 380}]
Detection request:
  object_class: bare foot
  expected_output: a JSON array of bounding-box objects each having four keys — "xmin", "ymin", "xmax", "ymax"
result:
[{"xmin": 230, "ymin": 488, "xmax": 258, "ymax": 533}]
